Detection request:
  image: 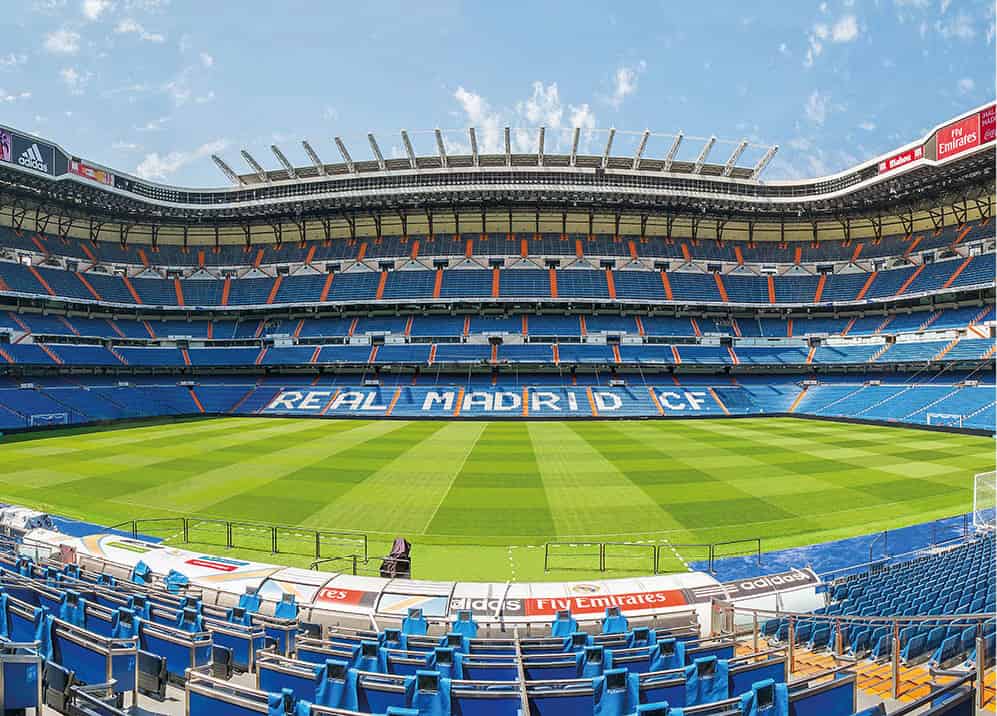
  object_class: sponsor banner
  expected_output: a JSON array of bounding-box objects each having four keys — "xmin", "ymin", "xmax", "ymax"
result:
[
  {"xmin": 0, "ymin": 130, "xmax": 10, "ymax": 163},
  {"xmin": 719, "ymin": 568, "xmax": 820, "ymax": 600},
  {"xmin": 936, "ymin": 113, "xmax": 981, "ymax": 160},
  {"xmin": 88, "ymin": 534, "xmax": 166, "ymax": 561},
  {"xmin": 106, "ymin": 539, "xmax": 158, "ymax": 555},
  {"xmin": 185, "ymin": 555, "xmax": 250, "ymax": 572},
  {"xmin": 877, "ymin": 145, "xmax": 924, "ymax": 174},
  {"xmin": 980, "ymin": 104, "xmax": 995, "ymax": 144},
  {"xmin": 258, "ymin": 568, "xmax": 335, "ymax": 603},
  {"xmin": 522, "ymin": 588, "xmax": 687, "ymax": 617},
  {"xmin": 315, "ymin": 586, "xmax": 378, "ymax": 610},
  {"xmin": 263, "ymin": 387, "xmax": 717, "ymax": 418},
  {"xmin": 450, "ymin": 583, "xmax": 525, "ymax": 618},
  {"xmin": 69, "ymin": 158, "xmax": 114, "ymax": 185},
  {"xmin": 10, "ymin": 134, "xmax": 55, "ymax": 175},
  {"xmin": 378, "ymin": 593, "xmax": 450, "ymax": 618},
  {"xmin": 450, "ymin": 594, "xmax": 524, "ymax": 618}
]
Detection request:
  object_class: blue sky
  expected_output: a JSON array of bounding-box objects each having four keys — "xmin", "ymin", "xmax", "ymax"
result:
[{"xmin": 1, "ymin": 0, "xmax": 993, "ymax": 186}]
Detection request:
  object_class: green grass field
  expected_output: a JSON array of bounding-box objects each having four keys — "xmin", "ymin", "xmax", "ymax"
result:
[{"xmin": 0, "ymin": 416, "xmax": 991, "ymax": 582}]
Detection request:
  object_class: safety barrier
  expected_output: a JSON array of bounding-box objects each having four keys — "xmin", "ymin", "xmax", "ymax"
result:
[
  {"xmin": 543, "ymin": 538, "xmax": 761, "ymax": 574},
  {"xmin": 109, "ymin": 516, "xmax": 369, "ymax": 562},
  {"xmin": 710, "ymin": 598, "xmax": 991, "ymax": 709}
]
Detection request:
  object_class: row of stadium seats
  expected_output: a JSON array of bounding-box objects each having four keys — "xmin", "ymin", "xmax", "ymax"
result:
[
  {"xmin": 2, "ymin": 304, "xmax": 993, "ymax": 340},
  {"xmin": 0, "ymin": 539, "xmax": 895, "ymax": 716},
  {"xmin": 0, "ymin": 377, "xmax": 991, "ymax": 431},
  {"xmin": 1, "ymin": 221, "xmax": 989, "ymax": 266},
  {"xmin": 0, "ymin": 519, "xmax": 975, "ymax": 716},
  {"xmin": 766, "ymin": 535, "xmax": 994, "ymax": 671},
  {"xmin": 0, "ymin": 253, "xmax": 992, "ymax": 306},
  {"xmin": 0, "ymin": 337, "xmax": 992, "ymax": 367}
]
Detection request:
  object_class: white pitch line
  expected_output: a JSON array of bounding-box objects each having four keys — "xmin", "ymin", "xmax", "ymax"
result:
[{"xmin": 419, "ymin": 423, "xmax": 487, "ymax": 535}]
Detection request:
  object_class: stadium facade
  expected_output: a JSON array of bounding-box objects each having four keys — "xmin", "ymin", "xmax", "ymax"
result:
[
  {"xmin": 0, "ymin": 105, "xmax": 992, "ymax": 714},
  {"xmin": 0, "ymin": 103, "xmax": 992, "ymax": 430}
]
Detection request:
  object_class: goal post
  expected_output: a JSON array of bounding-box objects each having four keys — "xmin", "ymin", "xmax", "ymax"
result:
[
  {"xmin": 973, "ymin": 471, "xmax": 996, "ymax": 533},
  {"xmin": 927, "ymin": 413, "xmax": 963, "ymax": 428},
  {"xmin": 29, "ymin": 413, "xmax": 68, "ymax": 428}
]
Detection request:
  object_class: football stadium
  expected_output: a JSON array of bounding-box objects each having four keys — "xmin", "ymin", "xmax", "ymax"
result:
[{"xmin": 0, "ymin": 19, "xmax": 994, "ymax": 716}]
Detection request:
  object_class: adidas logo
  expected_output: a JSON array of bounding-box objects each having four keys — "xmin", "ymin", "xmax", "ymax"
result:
[{"xmin": 17, "ymin": 143, "xmax": 48, "ymax": 173}]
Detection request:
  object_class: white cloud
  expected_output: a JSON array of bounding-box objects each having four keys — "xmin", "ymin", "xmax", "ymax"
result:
[
  {"xmin": 323, "ymin": 106, "xmax": 338, "ymax": 121},
  {"xmin": 778, "ymin": 42, "xmax": 789, "ymax": 56},
  {"xmin": 32, "ymin": 0, "xmax": 68, "ymax": 13},
  {"xmin": 135, "ymin": 139, "xmax": 228, "ymax": 180},
  {"xmin": 609, "ymin": 61, "xmax": 646, "ymax": 108},
  {"xmin": 136, "ymin": 116, "xmax": 169, "ymax": 131},
  {"xmin": 59, "ymin": 66, "xmax": 92, "ymax": 94},
  {"xmin": 124, "ymin": 0, "xmax": 169, "ymax": 9},
  {"xmin": 0, "ymin": 54, "xmax": 27, "ymax": 69},
  {"xmin": 517, "ymin": 82, "xmax": 564, "ymax": 128},
  {"xmin": 935, "ymin": 12, "xmax": 975, "ymax": 40},
  {"xmin": 0, "ymin": 90, "xmax": 32, "ymax": 103},
  {"xmin": 957, "ymin": 77, "xmax": 974, "ymax": 94},
  {"xmin": 199, "ymin": 52, "xmax": 214, "ymax": 68},
  {"xmin": 454, "ymin": 86, "xmax": 503, "ymax": 153},
  {"xmin": 82, "ymin": 0, "xmax": 111, "ymax": 20},
  {"xmin": 163, "ymin": 77, "xmax": 190, "ymax": 104},
  {"xmin": 805, "ymin": 14, "xmax": 858, "ymax": 67},
  {"xmin": 453, "ymin": 82, "xmax": 600, "ymax": 155},
  {"xmin": 858, "ymin": 120, "xmax": 876, "ymax": 131},
  {"xmin": 804, "ymin": 90, "xmax": 830, "ymax": 125},
  {"xmin": 112, "ymin": 141, "xmax": 140, "ymax": 151},
  {"xmin": 115, "ymin": 18, "xmax": 165, "ymax": 42},
  {"xmin": 569, "ymin": 103, "xmax": 596, "ymax": 131},
  {"xmin": 831, "ymin": 15, "xmax": 859, "ymax": 42},
  {"xmin": 44, "ymin": 29, "xmax": 81, "ymax": 54}
]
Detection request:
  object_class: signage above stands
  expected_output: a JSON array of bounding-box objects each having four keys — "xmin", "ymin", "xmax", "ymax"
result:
[
  {"xmin": 934, "ymin": 103, "xmax": 995, "ymax": 161},
  {"xmin": 877, "ymin": 145, "xmax": 924, "ymax": 175},
  {"xmin": 719, "ymin": 568, "xmax": 820, "ymax": 599}
]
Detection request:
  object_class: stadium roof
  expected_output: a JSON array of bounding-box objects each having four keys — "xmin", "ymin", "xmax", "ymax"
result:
[
  {"xmin": 214, "ymin": 129, "xmax": 776, "ymax": 186},
  {"xmin": 0, "ymin": 103, "xmax": 992, "ymax": 238}
]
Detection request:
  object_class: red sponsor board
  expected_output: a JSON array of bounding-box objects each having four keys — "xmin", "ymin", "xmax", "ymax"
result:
[
  {"xmin": 70, "ymin": 159, "xmax": 114, "ymax": 185},
  {"xmin": 185, "ymin": 558, "xmax": 239, "ymax": 572},
  {"xmin": 877, "ymin": 145, "xmax": 924, "ymax": 174},
  {"xmin": 981, "ymin": 105, "xmax": 995, "ymax": 144},
  {"xmin": 315, "ymin": 586, "xmax": 376, "ymax": 608},
  {"xmin": 936, "ymin": 114, "xmax": 981, "ymax": 160},
  {"xmin": 524, "ymin": 589, "xmax": 687, "ymax": 616}
]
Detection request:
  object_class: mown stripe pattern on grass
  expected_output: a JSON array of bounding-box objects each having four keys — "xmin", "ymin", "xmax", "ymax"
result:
[{"xmin": 0, "ymin": 416, "xmax": 990, "ymax": 581}]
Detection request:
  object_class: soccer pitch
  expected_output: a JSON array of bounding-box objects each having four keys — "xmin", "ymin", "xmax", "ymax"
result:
[{"xmin": 0, "ymin": 416, "xmax": 991, "ymax": 582}]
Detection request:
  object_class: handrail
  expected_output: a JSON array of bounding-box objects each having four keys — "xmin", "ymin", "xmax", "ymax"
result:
[
  {"xmin": 886, "ymin": 672, "xmax": 975, "ymax": 715},
  {"xmin": 107, "ymin": 515, "xmax": 368, "ymax": 561},
  {"xmin": 712, "ymin": 597, "xmax": 991, "ymax": 703},
  {"xmin": 817, "ymin": 533, "xmax": 972, "ymax": 580},
  {"xmin": 512, "ymin": 630, "xmax": 531, "ymax": 715},
  {"xmin": 712, "ymin": 599, "xmax": 992, "ymax": 627}
]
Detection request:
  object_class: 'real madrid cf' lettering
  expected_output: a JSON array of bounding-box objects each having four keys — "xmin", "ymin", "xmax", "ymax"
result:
[
  {"xmin": 657, "ymin": 391, "xmax": 706, "ymax": 411},
  {"xmin": 264, "ymin": 387, "xmax": 717, "ymax": 416},
  {"xmin": 422, "ymin": 391, "xmax": 455, "ymax": 411}
]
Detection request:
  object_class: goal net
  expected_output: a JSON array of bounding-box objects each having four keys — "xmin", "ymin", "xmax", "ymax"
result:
[
  {"xmin": 29, "ymin": 412, "xmax": 68, "ymax": 427},
  {"xmin": 973, "ymin": 471, "xmax": 996, "ymax": 532},
  {"xmin": 927, "ymin": 413, "xmax": 963, "ymax": 428}
]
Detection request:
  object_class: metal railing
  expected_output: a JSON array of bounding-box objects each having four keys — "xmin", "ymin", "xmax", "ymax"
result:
[
  {"xmin": 710, "ymin": 599, "xmax": 991, "ymax": 709},
  {"xmin": 543, "ymin": 538, "xmax": 761, "ymax": 574},
  {"xmin": 108, "ymin": 516, "xmax": 368, "ymax": 562}
]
